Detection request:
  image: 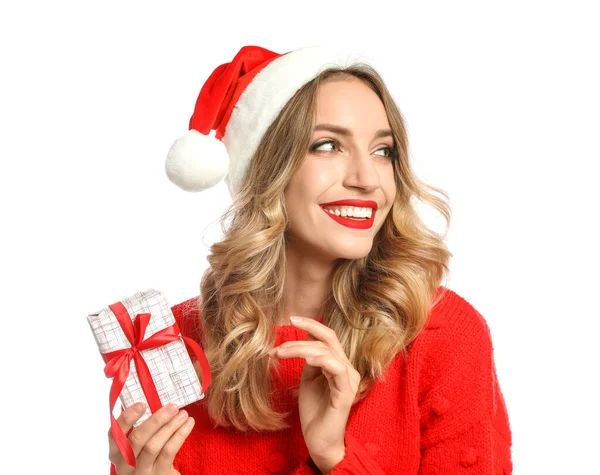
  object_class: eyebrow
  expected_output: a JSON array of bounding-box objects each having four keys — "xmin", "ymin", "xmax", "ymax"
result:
[{"xmin": 314, "ymin": 123, "xmax": 394, "ymax": 140}]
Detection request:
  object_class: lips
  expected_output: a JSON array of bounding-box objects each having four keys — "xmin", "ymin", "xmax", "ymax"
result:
[{"xmin": 319, "ymin": 199, "xmax": 378, "ymax": 210}]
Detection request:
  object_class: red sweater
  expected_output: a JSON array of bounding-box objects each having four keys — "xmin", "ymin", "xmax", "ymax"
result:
[{"xmin": 110, "ymin": 287, "xmax": 513, "ymax": 474}]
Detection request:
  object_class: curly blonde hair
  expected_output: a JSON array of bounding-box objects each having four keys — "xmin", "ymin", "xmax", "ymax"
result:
[{"xmin": 193, "ymin": 63, "xmax": 453, "ymax": 431}]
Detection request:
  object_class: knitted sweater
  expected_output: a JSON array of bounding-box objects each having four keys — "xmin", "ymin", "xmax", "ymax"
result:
[{"xmin": 109, "ymin": 286, "xmax": 513, "ymax": 474}]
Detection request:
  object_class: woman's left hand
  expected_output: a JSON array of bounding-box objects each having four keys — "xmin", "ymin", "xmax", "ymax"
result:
[{"xmin": 268, "ymin": 316, "xmax": 361, "ymax": 472}]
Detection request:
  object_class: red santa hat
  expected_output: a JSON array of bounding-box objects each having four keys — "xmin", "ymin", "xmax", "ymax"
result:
[{"xmin": 165, "ymin": 44, "xmax": 366, "ymax": 196}]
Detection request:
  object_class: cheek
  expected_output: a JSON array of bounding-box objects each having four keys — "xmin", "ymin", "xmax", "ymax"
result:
[
  {"xmin": 284, "ymin": 181, "xmax": 313, "ymax": 223},
  {"xmin": 382, "ymin": 166, "xmax": 397, "ymax": 198},
  {"xmin": 387, "ymin": 180, "xmax": 397, "ymax": 200},
  {"xmin": 305, "ymin": 163, "xmax": 336, "ymax": 188},
  {"xmin": 289, "ymin": 164, "xmax": 335, "ymax": 200}
]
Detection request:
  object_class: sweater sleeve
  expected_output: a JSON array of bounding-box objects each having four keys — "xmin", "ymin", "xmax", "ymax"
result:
[
  {"xmin": 291, "ymin": 456, "xmax": 322, "ymax": 474},
  {"xmin": 329, "ymin": 432, "xmax": 390, "ymax": 474},
  {"xmin": 110, "ymin": 460, "xmax": 183, "ymax": 475},
  {"xmin": 287, "ymin": 431, "xmax": 389, "ymax": 475},
  {"xmin": 417, "ymin": 302, "xmax": 513, "ymax": 474}
]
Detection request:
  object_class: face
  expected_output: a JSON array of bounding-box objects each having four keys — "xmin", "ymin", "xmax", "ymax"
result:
[{"xmin": 283, "ymin": 77, "xmax": 397, "ymax": 262}]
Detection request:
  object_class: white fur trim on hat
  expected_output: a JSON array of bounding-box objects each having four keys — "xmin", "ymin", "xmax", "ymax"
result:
[
  {"xmin": 222, "ymin": 44, "xmax": 369, "ymax": 196},
  {"xmin": 165, "ymin": 129, "xmax": 230, "ymax": 192}
]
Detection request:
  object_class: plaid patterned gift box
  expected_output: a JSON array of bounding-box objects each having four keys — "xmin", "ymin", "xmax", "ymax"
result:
[{"xmin": 87, "ymin": 288, "xmax": 211, "ymax": 467}]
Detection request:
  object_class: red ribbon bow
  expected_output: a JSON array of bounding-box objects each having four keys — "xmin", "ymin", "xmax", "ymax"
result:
[{"xmin": 102, "ymin": 301, "xmax": 211, "ymax": 468}]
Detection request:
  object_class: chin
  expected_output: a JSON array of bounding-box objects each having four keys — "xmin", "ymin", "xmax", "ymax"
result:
[
  {"xmin": 338, "ymin": 251, "xmax": 371, "ymax": 260},
  {"xmin": 328, "ymin": 243, "xmax": 373, "ymax": 261}
]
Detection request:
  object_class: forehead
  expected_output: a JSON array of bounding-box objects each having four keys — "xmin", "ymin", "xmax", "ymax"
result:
[{"xmin": 313, "ymin": 78, "xmax": 390, "ymax": 131}]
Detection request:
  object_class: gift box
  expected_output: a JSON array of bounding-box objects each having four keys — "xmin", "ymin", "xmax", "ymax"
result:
[{"xmin": 87, "ymin": 288, "xmax": 211, "ymax": 467}]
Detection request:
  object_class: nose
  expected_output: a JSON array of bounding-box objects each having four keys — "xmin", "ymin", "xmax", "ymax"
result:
[{"xmin": 342, "ymin": 149, "xmax": 380, "ymax": 193}]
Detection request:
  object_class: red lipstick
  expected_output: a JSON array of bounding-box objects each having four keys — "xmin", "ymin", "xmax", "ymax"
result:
[
  {"xmin": 319, "ymin": 200, "xmax": 378, "ymax": 230},
  {"xmin": 319, "ymin": 199, "xmax": 378, "ymax": 209}
]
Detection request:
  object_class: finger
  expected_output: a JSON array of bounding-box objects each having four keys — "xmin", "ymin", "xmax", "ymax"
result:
[
  {"xmin": 271, "ymin": 345, "xmax": 331, "ymax": 360},
  {"xmin": 153, "ymin": 416, "xmax": 196, "ymax": 474},
  {"xmin": 289, "ymin": 317, "xmax": 347, "ymax": 360},
  {"xmin": 274, "ymin": 341, "xmax": 328, "ymax": 349},
  {"xmin": 108, "ymin": 402, "xmax": 147, "ymax": 465},
  {"xmin": 136, "ymin": 409, "xmax": 190, "ymax": 472},
  {"xmin": 128, "ymin": 404, "xmax": 180, "ymax": 458},
  {"xmin": 303, "ymin": 354, "xmax": 353, "ymax": 396},
  {"xmin": 269, "ymin": 341, "xmax": 328, "ymax": 355}
]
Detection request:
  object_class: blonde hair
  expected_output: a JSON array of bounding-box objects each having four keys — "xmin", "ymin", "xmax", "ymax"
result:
[{"xmin": 194, "ymin": 64, "xmax": 453, "ymax": 431}]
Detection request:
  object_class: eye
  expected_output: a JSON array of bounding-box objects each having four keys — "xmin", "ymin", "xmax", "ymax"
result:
[
  {"xmin": 310, "ymin": 139, "xmax": 340, "ymax": 153},
  {"xmin": 374, "ymin": 146, "xmax": 399, "ymax": 160},
  {"xmin": 309, "ymin": 139, "xmax": 399, "ymax": 160}
]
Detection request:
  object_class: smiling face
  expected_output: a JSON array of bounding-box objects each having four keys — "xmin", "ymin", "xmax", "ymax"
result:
[{"xmin": 283, "ymin": 76, "xmax": 397, "ymax": 262}]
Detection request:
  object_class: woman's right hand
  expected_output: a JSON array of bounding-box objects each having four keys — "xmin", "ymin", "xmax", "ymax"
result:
[{"xmin": 108, "ymin": 402, "xmax": 195, "ymax": 475}]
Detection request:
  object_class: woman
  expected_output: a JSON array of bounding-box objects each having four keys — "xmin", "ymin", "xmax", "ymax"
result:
[{"xmin": 108, "ymin": 45, "xmax": 513, "ymax": 474}]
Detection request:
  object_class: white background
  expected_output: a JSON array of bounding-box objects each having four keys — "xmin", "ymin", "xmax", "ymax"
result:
[{"xmin": 2, "ymin": 1, "xmax": 598, "ymax": 474}]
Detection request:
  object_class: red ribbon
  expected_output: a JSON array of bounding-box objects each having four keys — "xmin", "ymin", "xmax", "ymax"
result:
[{"xmin": 102, "ymin": 301, "xmax": 211, "ymax": 468}]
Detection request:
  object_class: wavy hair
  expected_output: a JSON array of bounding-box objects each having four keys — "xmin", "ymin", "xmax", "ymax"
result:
[{"xmin": 194, "ymin": 63, "xmax": 453, "ymax": 431}]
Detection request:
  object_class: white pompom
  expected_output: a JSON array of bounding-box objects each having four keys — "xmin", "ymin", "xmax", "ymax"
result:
[{"xmin": 165, "ymin": 129, "xmax": 230, "ymax": 192}]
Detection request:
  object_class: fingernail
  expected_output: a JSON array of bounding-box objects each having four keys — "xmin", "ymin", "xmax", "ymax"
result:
[
  {"xmin": 165, "ymin": 404, "xmax": 178, "ymax": 415},
  {"xmin": 290, "ymin": 316, "xmax": 303, "ymax": 323},
  {"xmin": 175, "ymin": 409, "xmax": 188, "ymax": 420},
  {"xmin": 134, "ymin": 402, "xmax": 145, "ymax": 413}
]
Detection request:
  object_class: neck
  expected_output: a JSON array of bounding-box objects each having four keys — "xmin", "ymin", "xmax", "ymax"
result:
[{"xmin": 278, "ymin": 241, "xmax": 336, "ymax": 325}]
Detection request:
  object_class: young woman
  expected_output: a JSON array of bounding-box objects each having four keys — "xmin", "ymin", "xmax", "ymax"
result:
[{"xmin": 108, "ymin": 45, "xmax": 513, "ymax": 474}]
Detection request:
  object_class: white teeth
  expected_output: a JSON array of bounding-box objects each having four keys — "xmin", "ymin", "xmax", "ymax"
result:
[{"xmin": 323, "ymin": 205, "xmax": 375, "ymax": 219}]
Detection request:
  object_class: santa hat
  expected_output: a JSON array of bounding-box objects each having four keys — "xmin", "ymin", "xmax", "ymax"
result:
[{"xmin": 165, "ymin": 44, "xmax": 367, "ymax": 196}]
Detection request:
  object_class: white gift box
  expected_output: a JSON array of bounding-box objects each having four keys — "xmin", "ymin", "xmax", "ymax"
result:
[{"xmin": 87, "ymin": 288, "xmax": 206, "ymax": 426}]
